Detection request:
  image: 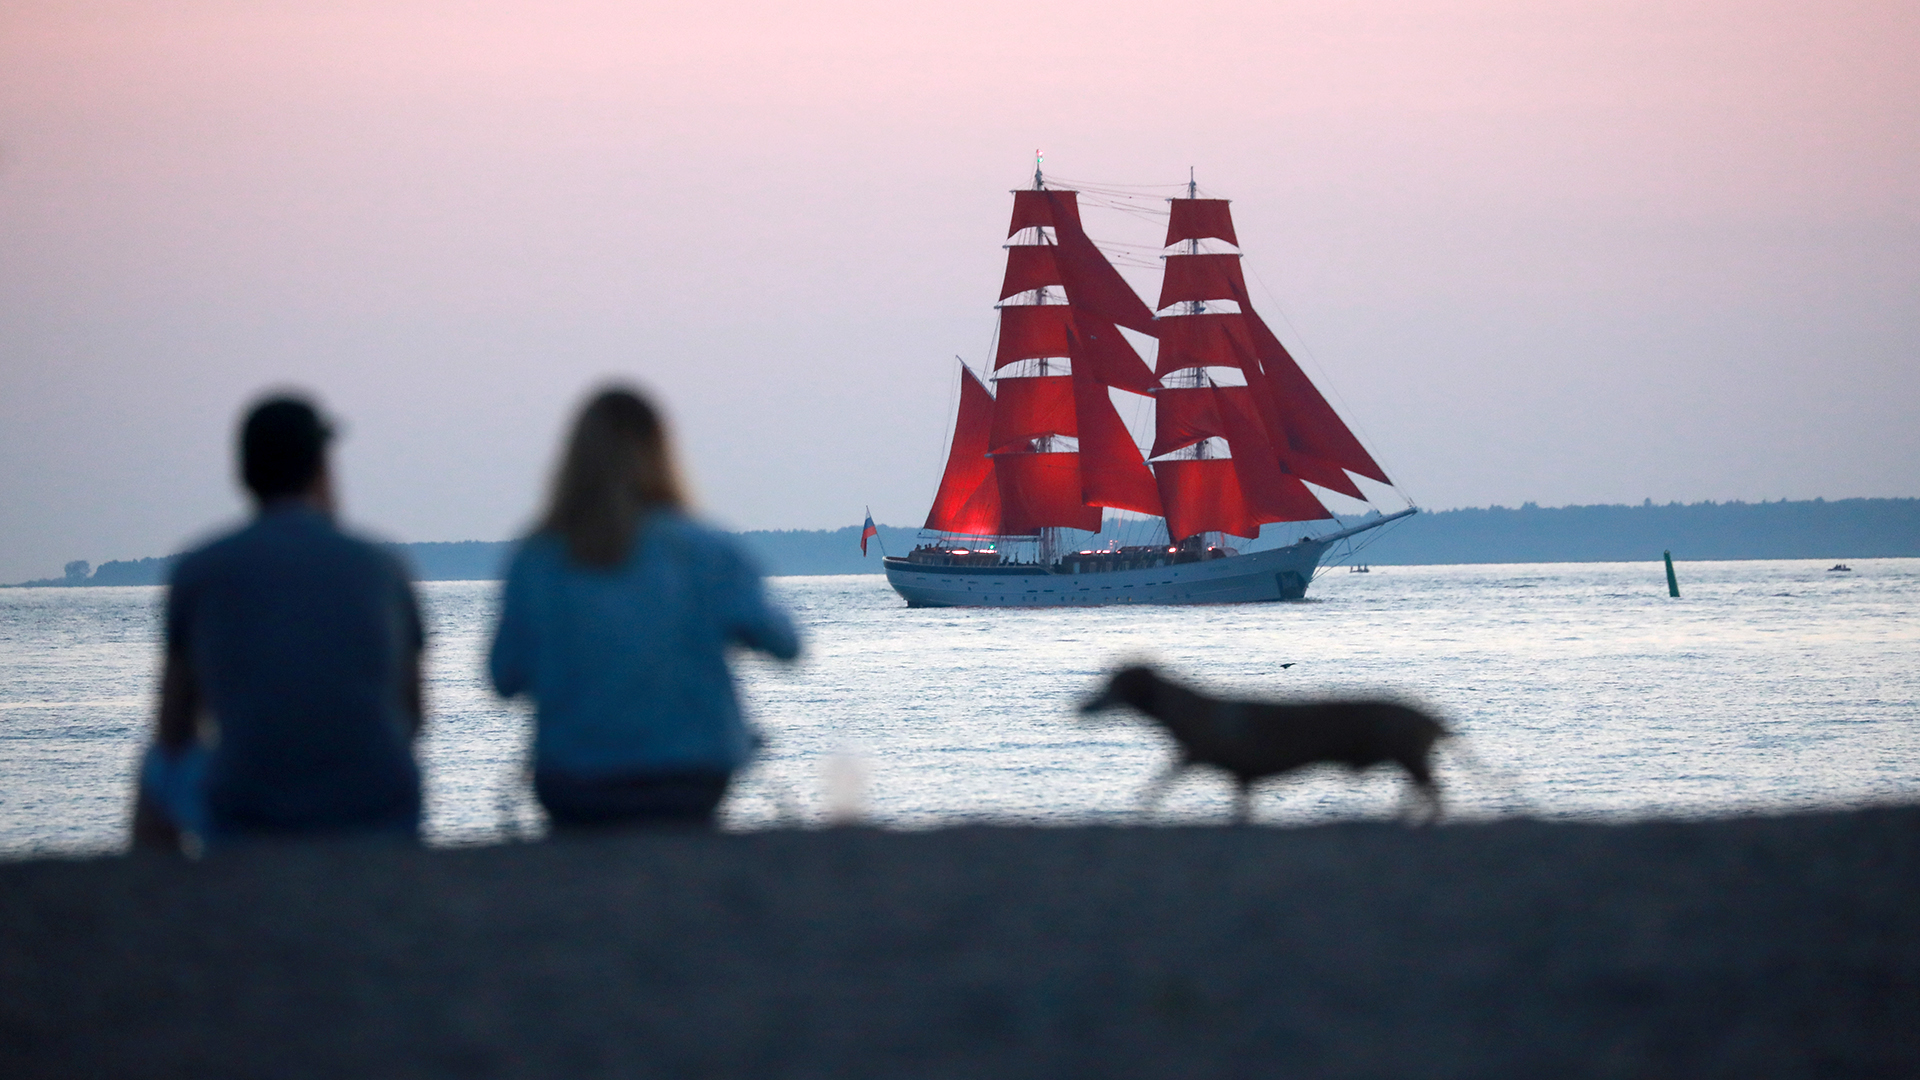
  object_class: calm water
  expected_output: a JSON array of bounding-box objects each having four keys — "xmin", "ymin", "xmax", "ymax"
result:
[{"xmin": 2, "ymin": 560, "xmax": 1916, "ymax": 857}]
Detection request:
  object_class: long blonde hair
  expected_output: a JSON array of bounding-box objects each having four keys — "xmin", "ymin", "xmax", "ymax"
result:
[{"xmin": 541, "ymin": 386, "xmax": 687, "ymax": 567}]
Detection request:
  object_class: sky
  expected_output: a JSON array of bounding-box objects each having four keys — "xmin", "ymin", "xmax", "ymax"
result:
[{"xmin": 2, "ymin": 0, "xmax": 1915, "ymax": 581}]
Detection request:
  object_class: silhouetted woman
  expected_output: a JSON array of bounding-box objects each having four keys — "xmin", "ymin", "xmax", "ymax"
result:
[{"xmin": 490, "ymin": 387, "xmax": 799, "ymax": 827}]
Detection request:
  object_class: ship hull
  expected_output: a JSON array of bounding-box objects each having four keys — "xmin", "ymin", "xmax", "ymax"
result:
[{"xmin": 882, "ymin": 540, "xmax": 1331, "ymax": 608}]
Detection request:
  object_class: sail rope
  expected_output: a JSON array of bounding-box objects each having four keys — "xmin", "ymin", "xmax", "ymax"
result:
[
  {"xmin": 965, "ymin": 172, "xmax": 1414, "ymax": 555},
  {"xmin": 1060, "ymin": 176, "xmax": 1417, "ymax": 540},
  {"xmin": 1309, "ymin": 510, "xmax": 1415, "ymax": 580}
]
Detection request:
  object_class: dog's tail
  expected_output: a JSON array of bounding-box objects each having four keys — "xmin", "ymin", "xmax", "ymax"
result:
[{"xmin": 1435, "ymin": 733, "xmax": 1536, "ymax": 815}]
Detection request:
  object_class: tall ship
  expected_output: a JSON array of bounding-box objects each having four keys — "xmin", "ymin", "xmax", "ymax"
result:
[{"xmin": 884, "ymin": 163, "xmax": 1414, "ymax": 607}]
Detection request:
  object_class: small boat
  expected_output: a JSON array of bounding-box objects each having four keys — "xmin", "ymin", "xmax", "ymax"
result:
[
  {"xmin": 884, "ymin": 161, "xmax": 1413, "ymax": 608},
  {"xmin": 1829, "ymin": 564, "xmax": 1853, "ymax": 572},
  {"xmin": 1349, "ymin": 565, "xmax": 1371, "ymax": 573}
]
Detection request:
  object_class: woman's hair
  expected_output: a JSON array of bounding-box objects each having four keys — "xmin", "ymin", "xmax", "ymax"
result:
[{"xmin": 541, "ymin": 386, "xmax": 687, "ymax": 567}]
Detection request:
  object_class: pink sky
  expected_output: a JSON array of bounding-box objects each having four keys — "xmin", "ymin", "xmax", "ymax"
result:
[{"xmin": 2, "ymin": 0, "xmax": 1916, "ymax": 577}]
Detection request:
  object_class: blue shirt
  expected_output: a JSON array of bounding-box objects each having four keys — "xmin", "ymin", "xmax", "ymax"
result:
[
  {"xmin": 489, "ymin": 512, "xmax": 800, "ymax": 776},
  {"xmin": 166, "ymin": 505, "xmax": 423, "ymax": 833}
]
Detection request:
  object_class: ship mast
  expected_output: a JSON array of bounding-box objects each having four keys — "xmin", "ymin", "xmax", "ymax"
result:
[
  {"xmin": 1183, "ymin": 169, "xmax": 1206, "ymax": 403},
  {"xmin": 1032, "ymin": 150, "xmax": 1058, "ymax": 563},
  {"xmin": 1179, "ymin": 168, "xmax": 1217, "ymax": 549},
  {"xmin": 951, "ymin": 156, "xmax": 1160, "ymax": 558},
  {"xmin": 1033, "ymin": 152, "xmax": 1050, "ymax": 377}
]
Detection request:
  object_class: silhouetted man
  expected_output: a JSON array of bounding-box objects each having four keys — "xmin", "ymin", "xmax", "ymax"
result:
[{"xmin": 133, "ymin": 395, "xmax": 424, "ymax": 849}]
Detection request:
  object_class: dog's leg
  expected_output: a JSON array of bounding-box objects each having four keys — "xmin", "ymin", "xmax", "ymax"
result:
[
  {"xmin": 1408, "ymin": 780, "xmax": 1443, "ymax": 826},
  {"xmin": 1233, "ymin": 777, "xmax": 1254, "ymax": 825},
  {"xmin": 1138, "ymin": 759, "xmax": 1187, "ymax": 817},
  {"xmin": 1392, "ymin": 755, "xmax": 1444, "ymax": 826}
]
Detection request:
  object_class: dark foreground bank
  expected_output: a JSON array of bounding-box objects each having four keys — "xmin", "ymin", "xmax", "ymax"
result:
[{"xmin": 3, "ymin": 807, "xmax": 1915, "ymax": 1078}]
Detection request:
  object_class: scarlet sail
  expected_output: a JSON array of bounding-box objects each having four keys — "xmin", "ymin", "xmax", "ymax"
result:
[
  {"xmin": 1157, "ymin": 193, "xmax": 1391, "ymax": 496},
  {"xmin": 924, "ymin": 175, "xmax": 1391, "ymax": 544},
  {"xmin": 1238, "ymin": 306, "xmax": 1390, "ymax": 484},
  {"xmin": 995, "ymin": 451, "xmax": 1101, "ymax": 533},
  {"xmin": 1153, "ymin": 458, "xmax": 1257, "ymax": 541},
  {"xmin": 1068, "ymin": 315, "xmax": 1158, "ymax": 395},
  {"xmin": 994, "ymin": 305, "xmax": 1074, "ymax": 369},
  {"xmin": 1151, "ymin": 385, "xmax": 1222, "ymax": 459},
  {"xmin": 1213, "ymin": 383, "xmax": 1333, "ymax": 525},
  {"xmin": 999, "ymin": 245, "xmax": 1062, "ymax": 300},
  {"xmin": 1008, "ymin": 188, "xmax": 1076, "ymax": 236},
  {"xmin": 988, "ymin": 374, "xmax": 1076, "ymax": 451},
  {"xmin": 923, "ymin": 366, "xmax": 1002, "ymax": 535},
  {"xmin": 890, "ymin": 170, "xmax": 1413, "ymax": 608},
  {"xmin": 1150, "ymin": 383, "xmax": 1331, "ymax": 539},
  {"xmin": 1068, "ymin": 328, "xmax": 1163, "ymax": 517},
  {"xmin": 1153, "ymin": 312, "xmax": 1254, "ymax": 375},
  {"xmin": 1165, "ymin": 198, "xmax": 1238, "ymax": 247},
  {"xmin": 1047, "ymin": 191, "xmax": 1158, "ymax": 334},
  {"xmin": 1157, "ymin": 253, "xmax": 1248, "ymax": 311}
]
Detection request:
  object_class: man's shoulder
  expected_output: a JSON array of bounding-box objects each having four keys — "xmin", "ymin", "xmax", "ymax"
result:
[
  {"xmin": 168, "ymin": 520, "xmax": 257, "ymax": 587},
  {"xmin": 173, "ymin": 511, "xmax": 410, "ymax": 587},
  {"xmin": 330, "ymin": 526, "xmax": 414, "ymax": 582}
]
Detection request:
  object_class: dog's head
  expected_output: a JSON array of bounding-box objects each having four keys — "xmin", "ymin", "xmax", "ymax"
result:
[{"xmin": 1079, "ymin": 664, "xmax": 1162, "ymax": 716}]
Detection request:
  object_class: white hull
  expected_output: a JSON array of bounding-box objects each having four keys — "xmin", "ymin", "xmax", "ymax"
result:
[{"xmin": 883, "ymin": 539, "xmax": 1330, "ymax": 608}]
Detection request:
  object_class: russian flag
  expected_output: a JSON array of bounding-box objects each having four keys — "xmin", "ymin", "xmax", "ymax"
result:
[{"xmin": 860, "ymin": 513, "xmax": 878, "ymax": 556}]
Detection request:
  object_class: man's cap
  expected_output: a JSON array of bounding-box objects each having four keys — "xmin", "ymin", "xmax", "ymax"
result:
[{"xmin": 241, "ymin": 395, "xmax": 334, "ymax": 499}]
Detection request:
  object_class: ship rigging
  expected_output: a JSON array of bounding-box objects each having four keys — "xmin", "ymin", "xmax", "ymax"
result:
[{"xmin": 882, "ymin": 161, "xmax": 1414, "ymax": 607}]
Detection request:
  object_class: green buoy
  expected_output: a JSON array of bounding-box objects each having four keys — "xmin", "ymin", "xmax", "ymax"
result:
[{"xmin": 1664, "ymin": 549, "xmax": 1680, "ymax": 598}]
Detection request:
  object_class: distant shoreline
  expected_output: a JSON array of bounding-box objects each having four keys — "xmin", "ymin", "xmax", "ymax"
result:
[{"xmin": 10, "ymin": 496, "xmax": 1918, "ymax": 586}]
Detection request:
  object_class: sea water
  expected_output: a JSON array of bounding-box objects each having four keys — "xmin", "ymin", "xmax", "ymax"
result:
[{"xmin": 2, "ymin": 559, "xmax": 1916, "ymax": 857}]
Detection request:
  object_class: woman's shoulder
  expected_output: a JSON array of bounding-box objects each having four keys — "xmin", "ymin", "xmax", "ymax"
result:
[
  {"xmin": 646, "ymin": 511, "xmax": 727, "ymax": 544},
  {"xmin": 503, "ymin": 531, "xmax": 569, "ymax": 575},
  {"xmin": 641, "ymin": 513, "xmax": 761, "ymax": 573}
]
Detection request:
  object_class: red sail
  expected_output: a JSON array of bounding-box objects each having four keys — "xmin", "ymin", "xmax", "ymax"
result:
[
  {"xmin": 1154, "ymin": 312, "xmax": 1255, "ymax": 375},
  {"xmin": 1288, "ymin": 451, "xmax": 1368, "ymax": 498},
  {"xmin": 988, "ymin": 374, "xmax": 1075, "ymax": 451},
  {"xmin": 924, "ymin": 366, "xmax": 1002, "ymax": 535},
  {"xmin": 1153, "ymin": 458, "xmax": 1257, "ymax": 541},
  {"xmin": 999, "ymin": 245, "xmax": 1063, "ymax": 300},
  {"xmin": 1069, "ymin": 314, "xmax": 1160, "ymax": 395},
  {"xmin": 994, "ymin": 304, "xmax": 1073, "ymax": 369},
  {"xmin": 1213, "ymin": 384, "xmax": 1333, "ymax": 524},
  {"xmin": 1239, "ymin": 306, "xmax": 1390, "ymax": 484},
  {"xmin": 1158, "ymin": 253, "xmax": 1249, "ymax": 310},
  {"xmin": 1047, "ymin": 190, "xmax": 1158, "ymax": 335},
  {"xmin": 1153, "ymin": 385, "xmax": 1269, "ymax": 460},
  {"xmin": 1152, "ymin": 387, "xmax": 1333, "ymax": 531},
  {"xmin": 1237, "ymin": 362, "xmax": 1366, "ymax": 497},
  {"xmin": 1151, "ymin": 385, "xmax": 1224, "ymax": 459},
  {"xmin": 995, "ymin": 451, "xmax": 1101, "ymax": 533},
  {"xmin": 1166, "ymin": 199, "xmax": 1238, "ymax": 247},
  {"xmin": 1068, "ymin": 337, "xmax": 1164, "ymax": 517},
  {"xmin": 1008, "ymin": 188, "xmax": 1081, "ymax": 237},
  {"xmin": 947, "ymin": 472, "xmax": 1004, "ymax": 536}
]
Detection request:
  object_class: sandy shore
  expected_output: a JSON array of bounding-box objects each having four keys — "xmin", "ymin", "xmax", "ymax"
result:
[{"xmin": 2, "ymin": 806, "xmax": 1915, "ymax": 1078}]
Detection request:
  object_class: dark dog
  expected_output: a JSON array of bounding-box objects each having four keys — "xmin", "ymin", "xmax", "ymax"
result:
[{"xmin": 1080, "ymin": 664, "xmax": 1450, "ymax": 823}]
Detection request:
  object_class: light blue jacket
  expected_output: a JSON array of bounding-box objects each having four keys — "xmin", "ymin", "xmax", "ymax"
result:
[{"xmin": 489, "ymin": 512, "xmax": 799, "ymax": 776}]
